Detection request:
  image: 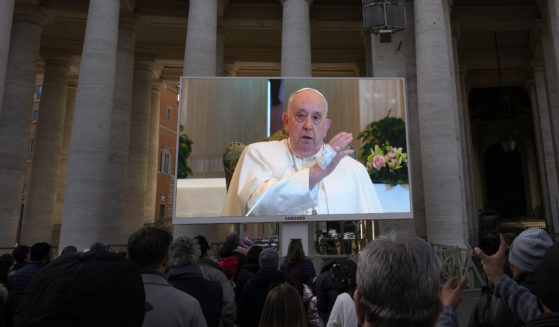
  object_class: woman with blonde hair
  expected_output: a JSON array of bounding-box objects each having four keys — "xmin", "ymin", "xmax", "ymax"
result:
[{"xmin": 258, "ymin": 283, "xmax": 308, "ymax": 327}]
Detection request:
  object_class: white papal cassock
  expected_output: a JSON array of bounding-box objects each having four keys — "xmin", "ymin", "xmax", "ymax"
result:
[{"xmin": 222, "ymin": 139, "xmax": 384, "ymax": 216}]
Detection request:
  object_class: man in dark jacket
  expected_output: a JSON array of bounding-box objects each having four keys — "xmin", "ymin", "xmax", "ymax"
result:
[
  {"xmin": 14, "ymin": 250, "xmax": 146, "ymax": 327},
  {"xmin": 168, "ymin": 236, "xmax": 223, "ymax": 327},
  {"xmin": 237, "ymin": 248, "xmax": 292, "ymax": 327},
  {"xmin": 9, "ymin": 245, "xmax": 29, "ymax": 274},
  {"xmin": 314, "ymin": 258, "xmax": 340, "ymax": 323},
  {"xmin": 476, "ymin": 235, "xmax": 559, "ymax": 326},
  {"xmin": 469, "ymin": 228, "xmax": 553, "ymax": 327},
  {"xmin": 6, "ymin": 242, "xmax": 50, "ymax": 324},
  {"xmin": 128, "ymin": 227, "xmax": 206, "ymax": 327},
  {"xmin": 234, "ymin": 245, "xmax": 262, "ymax": 307}
]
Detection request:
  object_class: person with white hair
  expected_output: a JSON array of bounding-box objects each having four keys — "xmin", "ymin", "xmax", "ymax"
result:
[
  {"xmin": 168, "ymin": 236, "xmax": 223, "ymax": 327},
  {"xmin": 222, "ymin": 87, "xmax": 382, "ymax": 216},
  {"xmin": 354, "ymin": 231, "xmax": 467, "ymax": 327}
]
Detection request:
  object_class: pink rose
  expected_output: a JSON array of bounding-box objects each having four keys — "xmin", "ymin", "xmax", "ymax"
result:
[
  {"xmin": 387, "ymin": 151, "xmax": 395, "ymax": 158},
  {"xmin": 372, "ymin": 155, "xmax": 386, "ymax": 171}
]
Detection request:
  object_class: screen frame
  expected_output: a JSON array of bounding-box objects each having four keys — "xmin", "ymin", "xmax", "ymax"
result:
[{"xmin": 173, "ymin": 76, "xmax": 414, "ymax": 225}]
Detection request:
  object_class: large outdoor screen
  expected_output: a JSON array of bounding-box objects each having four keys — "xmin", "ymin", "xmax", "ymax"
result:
[{"xmin": 173, "ymin": 77, "xmax": 412, "ymax": 226}]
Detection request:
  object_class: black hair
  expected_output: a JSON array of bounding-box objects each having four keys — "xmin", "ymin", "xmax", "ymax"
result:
[
  {"xmin": 12, "ymin": 245, "xmax": 30, "ymax": 262},
  {"xmin": 30, "ymin": 242, "xmax": 51, "ymax": 261},
  {"xmin": 127, "ymin": 227, "xmax": 172, "ymax": 270},
  {"xmin": 194, "ymin": 235, "xmax": 209, "ymax": 258},
  {"xmin": 246, "ymin": 245, "xmax": 263, "ymax": 265}
]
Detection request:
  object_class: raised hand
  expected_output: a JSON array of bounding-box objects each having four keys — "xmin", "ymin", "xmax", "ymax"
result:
[
  {"xmin": 440, "ymin": 276, "xmax": 468, "ymax": 310},
  {"xmin": 309, "ymin": 132, "xmax": 354, "ymax": 188},
  {"xmin": 474, "ymin": 234, "xmax": 508, "ymax": 286}
]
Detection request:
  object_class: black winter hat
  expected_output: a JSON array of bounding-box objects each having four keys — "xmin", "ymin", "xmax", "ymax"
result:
[{"xmin": 15, "ymin": 251, "xmax": 147, "ymax": 327}]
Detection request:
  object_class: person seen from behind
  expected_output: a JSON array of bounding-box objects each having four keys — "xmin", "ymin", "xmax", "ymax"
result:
[
  {"xmin": 128, "ymin": 227, "xmax": 206, "ymax": 327},
  {"xmin": 354, "ymin": 231, "xmax": 467, "ymax": 327},
  {"xmin": 258, "ymin": 282, "xmax": 308, "ymax": 327},
  {"xmin": 168, "ymin": 236, "xmax": 223, "ymax": 327}
]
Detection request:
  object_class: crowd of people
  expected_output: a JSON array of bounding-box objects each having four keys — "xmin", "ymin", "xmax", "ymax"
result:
[{"xmin": 0, "ymin": 227, "xmax": 557, "ymax": 327}]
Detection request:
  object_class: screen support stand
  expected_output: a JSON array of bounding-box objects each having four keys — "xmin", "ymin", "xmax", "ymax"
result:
[{"xmin": 280, "ymin": 222, "xmax": 315, "ymax": 257}]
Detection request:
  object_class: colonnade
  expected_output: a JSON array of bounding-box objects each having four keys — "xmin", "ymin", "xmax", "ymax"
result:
[
  {"xmin": 0, "ymin": 0, "xmax": 316, "ymax": 250},
  {"xmin": 1, "ymin": 0, "xmax": 558, "ymax": 250}
]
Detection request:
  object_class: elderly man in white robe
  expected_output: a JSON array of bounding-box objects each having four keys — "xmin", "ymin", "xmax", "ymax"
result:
[{"xmin": 222, "ymin": 87, "xmax": 383, "ymax": 216}]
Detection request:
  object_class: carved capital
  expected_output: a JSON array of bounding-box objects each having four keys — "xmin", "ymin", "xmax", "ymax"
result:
[
  {"xmin": 151, "ymin": 80, "xmax": 167, "ymax": 93},
  {"xmin": 134, "ymin": 58, "xmax": 157, "ymax": 78}
]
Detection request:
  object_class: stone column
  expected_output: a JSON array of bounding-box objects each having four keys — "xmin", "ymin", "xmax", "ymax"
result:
[
  {"xmin": 452, "ymin": 23, "xmax": 476, "ymax": 240},
  {"xmin": 120, "ymin": 60, "xmax": 155, "ymax": 238},
  {"xmin": 414, "ymin": 0, "xmax": 468, "ymax": 246},
  {"xmin": 369, "ymin": 1, "xmax": 426, "ymax": 237},
  {"xmin": 541, "ymin": 12, "xmax": 559, "ymax": 234},
  {"xmin": 0, "ymin": 5, "xmax": 47, "ymax": 248},
  {"xmin": 545, "ymin": 1, "xmax": 559, "ymax": 82},
  {"xmin": 103, "ymin": 14, "xmax": 139, "ymax": 237},
  {"xmin": 531, "ymin": 61, "xmax": 559, "ymax": 232},
  {"xmin": 144, "ymin": 81, "xmax": 166, "ymax": 225},
  {"xmin": 21, "ymin": 56, "xmax": 71, "ymax": 244},
  {"xmin": 59, "ymin": 0, "xmax": 120, "ymax": 251},
  {"xmin": 280, "ymin": 0, "xmax": 312, "ymax": 77},
  {"xmin": 0, "ymin": 0, "xmax": 15, "ymax": 116},
  {"xmin": 52, "ymin": 76, "xmax": 78, "ymax": 244},
  {"xmin": 458, "ymin": 66, "xmax": 478, "ymax": 236},
  {"xmin": 540, "ymin": 22, "xmax": 559, "ymax": 233},
  {"xmin": 183, "ymin": 0, "xmax": 217, "ymax": 76}
]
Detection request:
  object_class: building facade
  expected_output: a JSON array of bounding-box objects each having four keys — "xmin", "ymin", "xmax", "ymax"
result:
[{"xmin": 0, "ymin": 0, "xmax": 557, "ymax": 251}]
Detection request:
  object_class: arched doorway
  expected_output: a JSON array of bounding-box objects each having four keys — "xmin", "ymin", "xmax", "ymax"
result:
[{"xmin": 483, "ymin": 143, "xmax": 527, "ymax": 218}]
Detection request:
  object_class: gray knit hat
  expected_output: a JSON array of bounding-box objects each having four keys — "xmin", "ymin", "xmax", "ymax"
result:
[
  {"xmin": 509, "ymin": 228, "xmax": 553, "ymax": 274},
  {"xmin": 259, "ymin": 248, "xmax": 279, "ymax": 270}
]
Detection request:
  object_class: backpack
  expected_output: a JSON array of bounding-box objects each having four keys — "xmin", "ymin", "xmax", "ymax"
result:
[{"xmin": 331, "ymin": 259, "xmax": 357, "ymax": 293}]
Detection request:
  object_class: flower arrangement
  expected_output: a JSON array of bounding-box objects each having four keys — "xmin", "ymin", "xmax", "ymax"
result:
[
  {"xmin": 366, "ymin": 143, "xmax": 408, "ymax": 186},
  {"xmin": 358, "ymin": 113, "xmax": 409, "ymax": 186}
]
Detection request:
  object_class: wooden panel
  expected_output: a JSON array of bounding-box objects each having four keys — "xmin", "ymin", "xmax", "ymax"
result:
[
  {"xmin": 358, "ymin": 79, "xmax": 405, "ymax": 130},
  {"xmin": 182, "ymin": 78, "xmax": 268, "ymax": 177}
]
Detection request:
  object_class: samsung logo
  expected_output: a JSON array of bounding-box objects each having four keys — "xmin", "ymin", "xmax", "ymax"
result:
[{"xmin": 284, "ymin": 216, "xmax": 306, "ymax": 221}]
